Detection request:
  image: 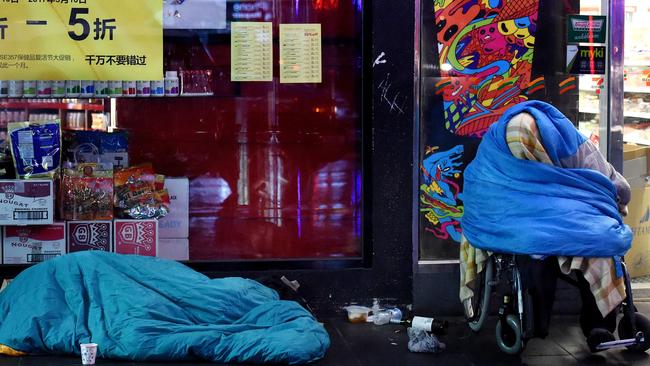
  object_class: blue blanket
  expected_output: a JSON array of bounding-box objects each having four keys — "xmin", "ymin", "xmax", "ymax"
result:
[
  {"xmin": 0, "ymin": 252, "xmax": 329, "ymax": 364},
  {"xmin": 462, "ymin": 101, "xmax": 632, "ymax": 258}
]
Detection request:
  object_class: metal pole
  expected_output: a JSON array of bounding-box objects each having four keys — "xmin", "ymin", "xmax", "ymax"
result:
[{"xmin": 608, "ymin": 0, "xmax": 625, "ymax": 171}]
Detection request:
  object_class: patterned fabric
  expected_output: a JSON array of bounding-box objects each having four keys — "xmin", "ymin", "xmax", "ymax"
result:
[
  {"xmin": 460, "ymin": 236, "xmax": 489, "ymax": 318},
  {"xmin": 460, "ymin": 112, "xmax": 627, "ymax": 317}
]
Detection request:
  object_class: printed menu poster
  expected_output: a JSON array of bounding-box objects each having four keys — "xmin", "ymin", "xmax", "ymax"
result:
[
  {"xmin": 280, "ymin": 24, "xmax": 322, "ymax": 83},
  {"xmin": 231, "ymin": 22, "xmax": 273, "ymax": 82}
]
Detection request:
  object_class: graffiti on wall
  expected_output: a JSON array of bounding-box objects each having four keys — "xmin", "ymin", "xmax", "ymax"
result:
[
  {"xmin": 420, "ymin": 145, "xmax": 464, "ymax": 242},
  {"xmin": 434, "ymin": 0, "xmax": 540, "ymax": 137}
]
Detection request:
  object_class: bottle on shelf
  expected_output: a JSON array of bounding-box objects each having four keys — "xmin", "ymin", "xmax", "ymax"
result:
[
  {"xmin": 0, "ymin": 80, "xmax": 8, "ymax": 98},
  {"xmin": 65, "ymin": 80, "xmax": 82, "ymax": 98},
  {"xmin": 52, "ymin": 81, "xmax": 66, "ymax": 98},
  {"xmin": 80, "ymin": 81, "xmax": 94, "ymax": 98},
  {"xmin": 151, "ymin": 78, "xmax": 165, "ymax": 97},
  {"xmin": 123, "ymin": 80, "xmax": 137, "ymax": 97},
  {"xmin": 94, "ymin": 81, "xmax": 109, "ymax": 98},
  {"xmin": 164, "ymin": 71, "xmax": 180, "ymax": 97},
  {"xmin": 8, "ymin": 80, "xmax": 23, "ymax": 98},
  {"xmin": 23, "ymin": 80, "xmax": 37, "ymax": 98},
  {"xmin": 37, "ymin": 80, "xmax": 52, "ymax": 98},
  {"xmin": 110, "ymin": 81, "xmax": 123, "ymax": 97},
  {"xmin": 137, "ymin": 81, "xmax": 151, "ymax": 97},
  {"xmin": 390, "ymin": 315, "xmax": 449, "ymax": 335}
]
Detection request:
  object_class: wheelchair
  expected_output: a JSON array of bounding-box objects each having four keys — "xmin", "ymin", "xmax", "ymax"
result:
[{"xmin": 466, "ymin": 253, "xmax": 650, "ymax": 355}]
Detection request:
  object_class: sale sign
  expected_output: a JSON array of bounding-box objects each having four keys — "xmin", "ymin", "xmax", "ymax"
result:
[{"xmin": 0, "ymin": 0, "xmax": 162, "ymax": 80}]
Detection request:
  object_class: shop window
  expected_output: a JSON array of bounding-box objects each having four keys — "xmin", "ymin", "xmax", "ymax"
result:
[
  {"xmin": 119, "ymin": 0, "xmax": 365, "ymax": 262},
  {"xmin": 417, "ymin": 0, "xmax": 583, "ymax": 261},
  {"xmin": 0, "ymin": 0, "xmax": 367, "ymax": 265}
]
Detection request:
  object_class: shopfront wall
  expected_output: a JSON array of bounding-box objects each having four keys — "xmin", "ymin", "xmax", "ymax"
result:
[
  {"xmin": 413, "ymin": 0, "xmax": 629, "ymax": 315},
  {"xmin": 0, "ymin": 0, "xmax": 417, "ymax": 315}
]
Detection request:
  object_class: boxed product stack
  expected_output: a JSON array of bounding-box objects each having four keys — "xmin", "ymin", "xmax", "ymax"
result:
[
  {"xmin": 1, "ymin": 120, "xmax": 61, "ymax": 264},
  {"xmin": 3, "ymin": 224, "xmax": 65, "ymax": 264},
  {"xmin": 111, "ymin": 165, "xmax": 170, "ymax": 257},
  {"xmin": 0, "ymin": 118, "xmax": 186, "ymax": 263},
  {"xmin": 622, "ymin": 144, "xmax": 650, "ymax": 278},
  {"xmin": 158, "ymin": 178, "xmax": 190, "ymax": 261}
]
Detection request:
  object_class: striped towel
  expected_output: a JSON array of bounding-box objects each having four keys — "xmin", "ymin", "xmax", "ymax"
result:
[{"xmin": 460, "ymin": 112, "xmax": 625, "ymax": 317}]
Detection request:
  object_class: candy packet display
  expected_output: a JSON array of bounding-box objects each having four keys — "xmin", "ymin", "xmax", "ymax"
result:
[
  {"xmin": 60, "ymin": 163, "xmax": 114, "ymax": 221},
  {"xmin": 114, "ymin": 165, "xmax": 170, "ymax": 219},
  {"xmin": 63, "ymin": 130, "xmax": 129, "ymax": 169},
  {"xmin": 0, "ymin": 136, "xmax": 14, "ymax": 178},
  {"xmin": 8, "ymin": 121, "xmax": 61, "ymax": 179}
]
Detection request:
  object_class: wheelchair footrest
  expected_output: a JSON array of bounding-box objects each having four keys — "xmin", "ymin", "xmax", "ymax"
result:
[{"xmin": 596, "ymin": 333, "xmax": 645, "ymax": 351}]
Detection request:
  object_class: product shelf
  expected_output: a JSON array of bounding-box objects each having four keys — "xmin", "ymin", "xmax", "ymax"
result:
[
  {"xmin": 0, "ymin": 102, "xmax": 104, "ymax": 112},
  {"xmin": 579, "ymin": 87, "xmax": 650, "ymax": 94},
  {"xmin": 580, "ymin": 108, "xmax": 650, "ymax": 120}
]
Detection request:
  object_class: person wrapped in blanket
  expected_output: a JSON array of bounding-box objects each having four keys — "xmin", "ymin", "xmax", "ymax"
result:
[{"xmin": 460, "ymin": 101, "xmax": 632, "ymax": 348}]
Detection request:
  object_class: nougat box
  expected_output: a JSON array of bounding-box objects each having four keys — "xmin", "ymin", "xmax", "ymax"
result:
[
  {"xmin": 2, "ymin": 223, "xmax": 66, "ymax": 264},
  {"xmin": 114, "ymin": 220, "xmax": 158, "ymax": 257},
  {"xmin": 159, "ymin": 238, "xmax": 189, "ymax": 261},
  {"xmin": 0, "ymin": 180, "xmax": 54, "ymax": 226},
  {"xmin": 67, "ymin": 221, "xmax": 112, "ymax": 253},
  {"xmin": 158, "ymin": 178, "xmax": 189, "ymax": 239}
]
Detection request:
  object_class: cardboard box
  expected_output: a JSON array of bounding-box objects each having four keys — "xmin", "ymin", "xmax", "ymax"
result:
[
  {"xmin": 67, "ymin": 221, "xmax": 112, "ymax": 253},
  {"xmin": 2, "ymin": 223, "xmax": 66, "ymax": 264},
  {"xmin": 114, "ymin": 220, "xmax": 158, "ymax": 257},
  {"xmin": 624, "ymin": 144, "xmax": 650, "ymax": 161},
  {"xmin": 624, "ymin": 156, "xmax": 649, "ymax": 179},
  {"xmin": 0, "ymin": 180, "xmax": 54, "ymax": 226},
  {"xmin": 624, "ymin": 186, "xmax": 650, "ymax": 278},
  {"xmin": 159, "ymin": 178, "xmax": 189, "ymax": 239},
  {"xmin": 159, "ymin": 238, "xmax": 189, "ymax": 261},
  {"xmin": 628, "ymin": 176, "xmax": 650, "ymax": 189}
]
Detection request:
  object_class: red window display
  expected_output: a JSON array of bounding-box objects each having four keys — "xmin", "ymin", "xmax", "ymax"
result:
[{"xmin": 115, "ymin": 0, "xmax": 365, "ymax": 261}]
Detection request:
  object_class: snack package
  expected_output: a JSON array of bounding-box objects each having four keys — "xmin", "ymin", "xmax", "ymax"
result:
[
  {"xmin": 61, "ymin": 163, "xmax": 114, "ymax": 221},
  {"xmin": 8, "ymin": 121, "xmax": 61, "ymax": 179},
  {"xmin": 0, "ymin": 134, "xmax": 14, "ymax": 178},
  {"xmin": 114, "ymin": 165, "xmax": 170, "ymax": 219},
  {"xmin": 63, "ymin": 130, "xmax": 128, "ymax": 169}
]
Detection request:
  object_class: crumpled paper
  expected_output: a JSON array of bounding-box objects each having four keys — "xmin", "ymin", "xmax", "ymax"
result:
[{"xmin": 407, "ymin": 327, "xmax": 446, "ymax": 353}]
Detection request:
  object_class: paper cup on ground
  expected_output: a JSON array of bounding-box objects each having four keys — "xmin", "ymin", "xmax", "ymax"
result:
[{"xmin": 80, "ymin": 343, "xmax": 98, "ymax": 365}]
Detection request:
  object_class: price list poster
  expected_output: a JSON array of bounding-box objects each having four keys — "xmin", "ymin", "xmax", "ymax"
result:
[
  {"xmin": 279, "ymin": 24, "xmax": 322, "ymax": 84},
  {"xmin": 231, "ymin": 22, "xmax": 273, "ymax": 82}
]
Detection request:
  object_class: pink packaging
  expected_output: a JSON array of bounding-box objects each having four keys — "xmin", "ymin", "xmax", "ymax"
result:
[
  {"xmin": 67, "ymin": 221, "xmax": 112, "ymax": 253},
  {"xmin": 114, "ymin": 219, "xmax": 158, "ymax": 257}
]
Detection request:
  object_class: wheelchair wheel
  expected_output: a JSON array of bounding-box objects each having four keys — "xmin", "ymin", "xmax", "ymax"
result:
[
  {"xmin": 468, "ymin": 256, "xmax": 494, "ymax": 332},
  {"xmin": 618, "ymin": 313, "xmax": 650, "ymax": 353},
  {"xmin": 496, "ymin": 314, "xmax": 523, "ymax": 355}
]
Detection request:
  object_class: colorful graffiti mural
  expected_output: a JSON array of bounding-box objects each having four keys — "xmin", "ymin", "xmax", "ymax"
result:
[
  {"xmin": 435, "ymin": 0, "xmax": 540, "ymax": 137},
  {"xmin": 420, "ymin": 145, "xmax": 464, "ymax": 242}
]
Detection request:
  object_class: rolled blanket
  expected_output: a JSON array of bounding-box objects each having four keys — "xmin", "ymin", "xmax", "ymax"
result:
[{"xmin": 462, "ymin": 101, "xmax": 632, "ymax": 259}]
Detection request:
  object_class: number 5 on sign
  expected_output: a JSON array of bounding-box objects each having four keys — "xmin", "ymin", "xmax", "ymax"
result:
[{"xmin": 0, "ymin": 0, "xmax": 162, "ymax": 81}]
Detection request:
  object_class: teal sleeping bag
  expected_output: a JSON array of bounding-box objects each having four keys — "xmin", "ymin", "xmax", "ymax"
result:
[{"xmin": 0, "ymin": 252, "xmax": 330, "ymax": 364}]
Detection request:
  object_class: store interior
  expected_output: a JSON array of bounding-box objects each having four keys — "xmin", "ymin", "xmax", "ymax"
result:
[{"xmin": 0, "ymin": 0, "xmax": 365, "ymax": 264}]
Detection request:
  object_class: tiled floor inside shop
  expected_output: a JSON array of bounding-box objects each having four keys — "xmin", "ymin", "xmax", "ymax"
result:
[{"xmin": 0, "ymin": 302, "xmax": 648, "ymax": 366}]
